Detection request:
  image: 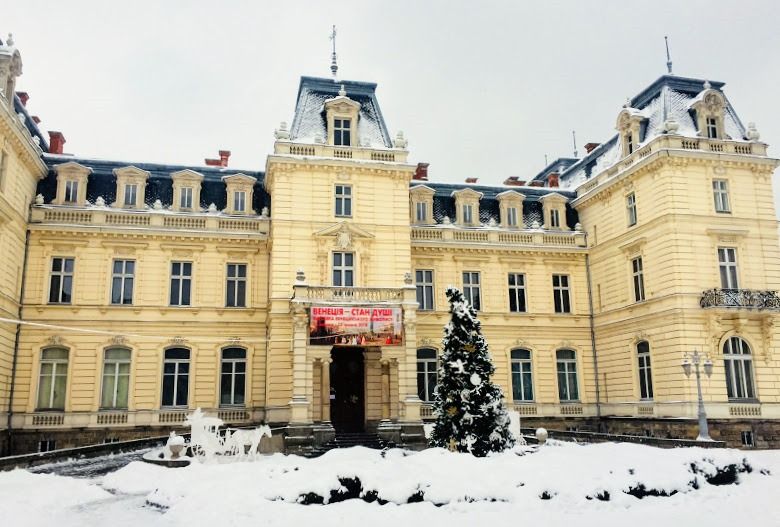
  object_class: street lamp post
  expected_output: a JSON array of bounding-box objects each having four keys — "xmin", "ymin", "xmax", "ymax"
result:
[{"xmin": 681, "ymin": 349, "xmax": 714, "ymax": 441}]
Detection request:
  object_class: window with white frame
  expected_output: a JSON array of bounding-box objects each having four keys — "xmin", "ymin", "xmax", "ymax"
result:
[
  {"xmin": 233, "ymin": 190, "xmax": 246, "ymax": 213},
  {"xmin": 180, "ymin": 187, "xmax": 193, "ymax": 209},
  {"xmin": 508, "ymin": 273, "xmax": 527, "ymax": 313},
  {"xmin": 162, "ymin": 348, "xmax": 190, "ymax": 407},
  {"xmin": 416, "ymin": 348, "xmax": 438, "ymax": 403},
  {"xmin": 626, "ymin": 132, "xmax": 634, "ymax": 154},
  {"xmin": 552, "ymin": 274, "xmax": 571, "ymax": 313},
  {"xmin": 631, "ymin": 256, "xmax": 645, "ymax": 302},
  {"xmin": 706, "ymin": 117, "xmax": 718, "ymax": 139},
  {"xmin": 556, "ymin": 349, "xmax": 579, "ymax": 401},
  {"xmin": 550, "ymin": 208, "xmax": 561, "ymax": 229},
  {"xmin": 335, "ymin": 185, "xmax": 352, "ymax": 217},
  {"xmin": 463, "ymin": 204, "xmax": 473, "ymax": 224},
  {"xmin": 169, "ymin": 262, "xmax": 192, "ymax": 306},
  {"xmin": 415, "ymin": 269, "xmax": 434, "ymax": 311},
  {"xmin": 49, "ymin": 257, "xmax": 74, "ymax": 304},
  {"xmin": 723, "ymin": 336, "xmax": 756, "ymax": 400},
  {"xmin": 718, "ymin": 247, "xmax": 739, "ymax": 289},
  {"xmin": 124, "ymin": 183, "xmax": 138, "ymax": 207},
  {"xmin": 462, "ymin": 271, "xmax": 481, "ymax": 310},
  {"xmin": 713, "ymin": 179, "xmax": 730, "ymax": 213},
  {"xmin": 334, "ymin": 118, "xmax": 351, "ymax": 146},
  {"xmin": 38, "ymin": 440, "xmax": 57, "ymax": 453},
  {"xmin": 511, "ymin": 348, "xmax": 534, "ymax": 401},
  {"xmin": 416, "ymin": 201, "xmax": 428, "ymax": 223},
  {"xmin": 101, "ymin": 348, "xmax": 131, "ymax": 409},
  {"xmin": 111, "ymin": 259, "xmax": 135, "ymax": 305},
  {"xmin": 64, "ymin": 180, "xmax": 78, "ymax": 203},
  {"xmin": 637, "ymin": 341, "xmax": 653, "ymax": 400},
  {"xmin": 507, "ymin": 206, "xmax": 519, "ymax": 227},
  {"xmin": 226, "ymin": 263, "xmax": 247, "ymax": 307},
  {"xmin": 220, "ymin": 347, "xmax": 246, "ymax": 406},
  {"xmin": 332, "ymin": 252, "xmax": 354, "ymax": 287},
  {"xmin": 626, "ymin": 192, "xmax": 637, "ymax": 227},
  {"xmin": 37, "ymin": 348, "xmax": 69, "ymax": 410}
]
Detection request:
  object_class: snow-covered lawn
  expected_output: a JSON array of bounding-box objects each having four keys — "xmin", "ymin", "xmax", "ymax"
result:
[{"xmin": 2, "ymin": 442, "xmax": 779, "ymax": 527}]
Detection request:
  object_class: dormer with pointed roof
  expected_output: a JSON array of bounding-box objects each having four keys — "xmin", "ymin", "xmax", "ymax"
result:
[
  {"xmin": 112, "ymin": 166, "xmax": 150, "ymax": 209},
  {"xmin": 0, "ymin": 34, "xmax": 22, "ymax": 104},
  {"xmin": 52, "ymin": 161, "xmax": 91, "ymax": 206}
]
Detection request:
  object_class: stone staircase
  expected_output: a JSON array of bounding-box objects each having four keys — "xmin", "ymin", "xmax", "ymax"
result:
[{"xmin": 305, "ymin": 432, "xmax": 395, "ymax": 458}]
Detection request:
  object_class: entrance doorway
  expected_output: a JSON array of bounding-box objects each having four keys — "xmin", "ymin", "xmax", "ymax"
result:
[{"xmin": 329, "ymin": 347, "xmax": 365, "ymax": 432}]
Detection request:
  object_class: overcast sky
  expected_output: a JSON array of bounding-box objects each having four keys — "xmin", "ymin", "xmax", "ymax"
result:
[{"xmin": 6, "ymin": 1, "xmax": 780, "ymax": 207}]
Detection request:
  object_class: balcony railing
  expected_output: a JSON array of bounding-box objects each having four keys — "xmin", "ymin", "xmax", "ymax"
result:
[
  {"xmin": 411, "ymin": 226, "xmax": 586, "ymax": 248},
  {"xmin": 274, "ymin": 141, "xmax": 409, "ymax": 164},
  {"xmin": 294, "ymin": 286, "xmax": 410, "ymax": 305},
  {"xmin": 700, "ymin": 288, "xmax": 780, "ymax": 310}
]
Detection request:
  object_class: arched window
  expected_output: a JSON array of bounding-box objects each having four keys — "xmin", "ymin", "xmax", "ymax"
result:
[
  {"xmin": 220, "ymin": 347, "xmax": 247, "ymax": 407},
  {"xmin": 510, "ymin": 349, "xmax": 534, "ymax": 401},
  {"xmin": 162, "ymin": 348, "xmax": 190, "ymax": 407},
  {"xmin": 37, "ymin": 348, "xmax": 69, "ymax": 410},
  {"xmin": 101, "ymin": 348, "xmax": 131, "ymax": 409},
  {"xmin": 723, "ymin": 337, "xmax": 755, "ymax": 399},
  {"xmin": 556, "ymin": 349, "xmax": 579, "ymax": 401},
  {"xmin": 636, "ymin": 341, "xmax": 653, "ymax": 400},
  {"xmin": 416, "ymin": 348, "xmax": 438, "ymax": 402}
]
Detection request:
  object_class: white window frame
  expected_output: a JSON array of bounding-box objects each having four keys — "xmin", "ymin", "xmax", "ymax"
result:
[
  {"xmin": 552, "ymin": 274, "xmax": 571, "ymax": 314},
  {"xmin": 64, "ymin": 180, "xmax": 79, "ymax": 203},
  {"xmin": 550, "ymin": 208, "xmax": 561, "ymax": 229},
  {"xmin": 637, "ymin": 341, "xmax": 653, "ymax": 400},
  {"xmin": 508, "ymin": 273, "xmax": 527, "ymax": 313},
  {"xmin": 49, "ymin": 257, "xmax": 74, "ymax": 304},
  {"xmin": 233, "ymin": 190, "xmax": 246, "ymax": 213},
  {"xmin": 416, "ymin": 348, "xmax": 438, "ymax": 403},
  {"xmin": 724, "ymin": 337, "xmax": 756, "ymax": 400},
  {"xmin": 37, "ymin": 348, "xmax": 69, "ymax": 410},
  {"xmin": 706, "ymin": 117, "xmax": 718, "ymax": 139},
  {"xmin": 335, "ymin": 185, "xmax": 352, "ymax": 217},
  {"xmin": 220, "ymin": 347, "xmax": 247, "ymax": 407},
  {"xmin": 511, "ymin": 349, "xmax": 534, "ymax": 402},
  {"xmin": 226, "ymin": 263, "xmax": 247, "ymax": 308},
  {"xmin": 169, "ymin": 261, "xmax": 193, "ymax": 306},
  {"xmin": 161, "ymin": 348, "xmax": 190, "ymax": 408},
  {"xmin": 713, "ymin": 179, "xmax": 730, "ymax": 213},
  {"xmin": 718, "ymin": 247, "xmax": 739, "ymax": 289},
  {"xmin": 462, "ymin": 271, "xmax": 481, "ymax": 311},
  {"xmin": 463, "ymin": 204, "xmax": 473, "ymax": 224},
  {"xmin": 507, "ymin": 206, "xmax": 518, "ymax": 227},
  {"xmin": 332, "ymin": 252, "xmax": 354, "ymax": 287},
  {"xmin": 101, "ymin": 348, "xmax": 131, "ymax": 409},
  {"xmin": 632, "ymin": 256, "xmax": 645, "ymax": 302},
  {"xmin": 416, "ymin": 201, "xmax": 427, "ymax": 223},
  {"xmin": 626, "ymin": 132, "xmax": 634, "ymax": 155},
  {"xmin": 334, "ymin": 118, "xmax": 351, "ymax": 146},
  {"xmin": 180, "ymin": 186, "xmax": 193, "ymax": 209},
  {"xmin": 124, "ymin": 183, "xmax": 138, "ymax": 207},
  {"xmin": 111, "ymin": 259, "xmax": 135, "ymax": 305},
  {"xmin": 415, "ymin": 269, "xmax": 434, "ymax": 311},
  {"xmin": 556, "ymin": 349, "xmax": 579, "ymax": 401},
  {"xmin": 626, "ymin": 192, "xmax": 637, "ymax": 227}
]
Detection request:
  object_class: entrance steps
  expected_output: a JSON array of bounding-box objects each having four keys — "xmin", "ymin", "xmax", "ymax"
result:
[{"xmin": 305, "ymin": 432, "xmax": 395, "ymax": 458}]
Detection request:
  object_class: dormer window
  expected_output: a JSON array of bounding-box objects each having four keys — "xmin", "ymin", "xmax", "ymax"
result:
[
  {"xmin": 416, "ymin": 201, "xmax": 428, "ymax": 223},
  {"xmin": 410, "ymin": 185, "xmax": 436, "ymax": 225},
  {"xmin": 180, "ymin": 187, "xmax": 193, "ymax": 209},
  {"xmin": 171, "ymin": 169, "xmax": 204, "ymax": 212},
  {"xmin": 706, "ymin": 117, "xmax": 718, "ymax": 139},
  {"xmin": 53, "ymin": 162, "xmax": 91, "ymax": 206},
  {"xmin": 123, "ymin": 184, "xmax": 137, "ymax": 207},
  {"xmin": 463, "ymin": 204, "xmax": 473, "ymax": 224},
  {"xmin": 550, "ymin": 209, "xmax": 560, "ymax": 229},
  {"xmin": 334, "ymin": 118, "xmax": 351, "ymax": 146},
  {"xmin": 626, "ymin": 133, "xmax": 634, "ymax": 154},
  {"xmin": 64, "ymin": 180, "xmax": 79, "ymax": 203},
  {"xmin": 222, "ymin": 173, "xmax": 257, "ymax": 215},
  {"xmin": 507, "ymin": 207, "xmax": 518, "ymax": 227},
  {"xmin": 234, "ymin": 191, "xmax": 246, "ymax": 213},
  {"xmin": 112, "ymin": 166, "xmax": 150, "ymax": 209},
  {"xmin": 540, "ymin": 192, "xmax": 569, "ymax": 231}
]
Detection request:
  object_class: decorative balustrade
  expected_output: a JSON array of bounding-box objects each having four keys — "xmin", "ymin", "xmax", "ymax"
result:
[
  {"xmin": 31, "ymin": 205, "xmax": 269, "ymax": 235},
  {"xmin": 274, "ymin": 141, "xmax": 408, "ymax": 163},
  {"xmin": 300, "ymin": 286, "xmax": 406, "ymax": 304},
  {"xmin": 411, "ymin": 226, "xmax": 586, "ymax": 249},
  {"xmin": 700, "ymin": 288, "xmax": 780, "ymax": 310}
]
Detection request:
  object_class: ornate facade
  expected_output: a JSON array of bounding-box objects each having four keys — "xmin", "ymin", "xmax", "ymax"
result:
[{"xmin": 1, "ymin": 37, "xmax": 779, "ymax": 454}]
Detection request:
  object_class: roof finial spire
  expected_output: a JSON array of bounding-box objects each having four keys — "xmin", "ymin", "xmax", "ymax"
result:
[
  {"xmin": 572, "ymin": 130, "xmax": 578, "ymax": 158},
  {"xmin": 329, "ymin": 25, "xmax": 338, "ymax": 79},
  {"xmin": 664, "ymin": 35, "xmax": 673, "ymax": 74}
]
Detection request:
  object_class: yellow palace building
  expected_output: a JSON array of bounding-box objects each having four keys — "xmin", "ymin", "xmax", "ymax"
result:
[{"xmin": 1, "ymin": 35, "xmax": 780, "ymax": 454}]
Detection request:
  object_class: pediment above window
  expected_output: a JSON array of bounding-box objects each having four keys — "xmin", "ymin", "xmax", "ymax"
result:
[
  {"xmin": 221, "ymin": 173, "xmax": 257, "ymax": 186},
  {"xmin": 314, "ymin": 221, "xmax": 374, "ymax": 250},
  {"xmin": 113, "ymin": 166, "xmax": 150, "ymax": 182},
  {"xmin": 496, "ymin": 190, "xmax": 526, "ymax": 202},
  {"xmin": 410, "ymin": 185, "xmax": 435, "ymax": 197},
  {"xmin": 171, "ymin": 169, "xmax": 205, "ymax": 182},
  {"xmin": 450, "ymin": 188, "xmax": 484, "ymax": 200}
]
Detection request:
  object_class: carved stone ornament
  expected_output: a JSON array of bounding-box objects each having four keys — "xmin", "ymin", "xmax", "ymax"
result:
[
  {"xmin": 336, "ymin": 224, "xmax": 352, "ymax": 249},
  {"xmin": 48, "ymin": 335, "xmax": 63, "ymax": 346},
  {"xmin": 704, "ymin": 93, "xmax": 723, "ymax": 113},
  {"xmin": 111, "ymin": 335, "xmax": 127, "ymax": 346},
  {"xmin": 171, "ymin": 336, "xmax": 186, "ymax": 346},
  {"xmin": 404, "ymin": 272, "xmax": 413, "ymax": 285}
]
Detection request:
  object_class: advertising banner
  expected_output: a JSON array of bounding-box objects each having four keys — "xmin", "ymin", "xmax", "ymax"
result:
[{"xmin": 309, "ymin": 306, "xmax": 403, "ymax": 346}]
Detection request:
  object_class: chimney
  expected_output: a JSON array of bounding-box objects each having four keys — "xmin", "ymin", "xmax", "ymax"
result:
[
  {"xmin": 16, "ymin": 92, "xmax": 29, "ymax": 106},
  {"xmin": 413, "ymin": 162, "xmax": 429, "ymax": 181},
  {"xmin": 529, "ymin": 180, "xmax": 545, "ymax": 187},
  {"xmin": 48, "ymin": 131, "xmax": 66, "ymax": 155},
  {"xmin": 584, "ymin": 142, "xmax": 600, "ymax": 154},
  {"xmin": 32, "ymin": 115, "xmax": 41, "ymax": 124},
  {"xmin": 548, "ymin": 172, "xmax": 560, "ymax": 188},
  {"xmin": 205, "ymin": 149, "xmax": 230, "ymax": 167},
  {"xmin": 503, "ymin": 176, "xmax": 527, "ymax": 187},
  {"xmin": 465, "ymin": 177, "xmax": 478, "ymax": 184}
]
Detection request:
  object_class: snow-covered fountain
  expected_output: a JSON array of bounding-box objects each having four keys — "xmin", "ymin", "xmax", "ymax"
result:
[{"xmin": 142, "ymin": 408, "xmax": 272, "ymax": 467}]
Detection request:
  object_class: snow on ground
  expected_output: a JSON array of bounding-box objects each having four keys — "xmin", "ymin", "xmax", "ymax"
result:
[{"xmin": 2, "ymin": 442, "xmax": 779, "ymax": 527}]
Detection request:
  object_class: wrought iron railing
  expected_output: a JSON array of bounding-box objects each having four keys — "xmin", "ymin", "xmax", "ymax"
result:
[{"xmin": 700, "ymin": 288, "xmax": 780, "ymax": 310}]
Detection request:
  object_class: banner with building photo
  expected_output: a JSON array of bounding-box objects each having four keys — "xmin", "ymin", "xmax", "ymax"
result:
[{"xmin": 309, "ymin": 306, "xmax": 403, "ymax": 346}]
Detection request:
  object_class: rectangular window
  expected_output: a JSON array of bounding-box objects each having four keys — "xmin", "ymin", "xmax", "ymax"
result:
[
  {"xmin": 64, "ymin": 180, "xmax": 78, "ymax": 203},
  {"xmin": 550, "ymin": 208, "xmax": 560, "ymax": 229},
  {"xmin": 462, "ymin": 271, "xmax": 481, "ymax": 311},
  {"xmin": 169, "ymin": 262, "xmax": 192, "ymax": 306},
  {"xmin": 220, "ymin": 348, "xmax": 246, "ymax": 406},
  {"xmin": 741, "ymin": 430, "xmax": 754, "ymax": 448},
  {"xmin": 707, "ymin": 117, "xmax": 718, "ymax": 139},
  {"xmin": 463, "ymin": 204, "xmax": 473, "ymax": 224},
  {"xmin": 637, "ymin": 341, "xmax": 653, "ymax": 400},
  {"xmin": 416, "ymin": 201, "xmax": 427, "ymax": 223},
  {"xmin": 37, "ymin": 348, "xmax": 68, "ymax": 410},
  {"xmin": 556, "ymin": 349, "xmax": 579, "ymax": 401},
  {"xmin": 234, "ymin": 191, "xmax": 246, "ymax": 213},
  {"xmin": 511, "ymin": 349, "xmax": 534, "ymax": 401},
  {"xmin": 552, "ymin": 274, "xmax": 571, "ymax": 313},
  {"xmin": 111, "ymin": 259, "xmax": 135, "ymax": 305},
  {"xmin": 415, "ymin": 269, "xmax": 434, "ymax": 311},
  {"xmin": 180, "ymin": 187, "xmax": 193, "ymax": 209},
  {"xmin": 507, "ymin": 207, "xmax": 518, "ymax": 227},
  {"xmin": 38, "ymin": 440, "xmax": 57, "ymax": 453},
  {"xmin": 713, "ymin": 179, "xmax": 730, "ymax": 213},
  {"xmin": 48, "ymin": 257, "xmax": 74, "ymax": 304},
  {"xmin": 627, "ymin": 133, "xmax": 634, "ymax": 154},
  {"xmin": 124, "ymin": 184, "xmax": 138, "ymax": 207},
  {"xmin": 718, "ymin": 248, "xmax": 739, "ymax": 289},
  {"xmin": 226, "ymin": 263, "xmax": 247, "ymax": 308},
  {"xmin": 332, "ymin": 252, "xmax": 354, "ymax": 287},
  {"xmin": 632, "ymin": 257, "xmax": 645, "ymax": 302},
  {"xmin": 508, "ymin": 273, "xmax": 527, "ymax": 313},
  {"xmin": 335, "ymin": 185, "xmax": 352, "ymax": 217},
  {"xmin": 626, "ymin": 192, "xmax": 637, "ymax": 227},
  {"xmin": 334, "ymin": 118, "xmax": 351, "ymax": 146},
  {"xmin": 101, "ymin": 348, "xmax": 131, "ymax": 409},
  {"xmin": 416, "ymin": 348, "xmax": 438, "ymax": 402},
  {"xmin": 162, "ymin": 348, "xmax": 190, "ymax": 407}
]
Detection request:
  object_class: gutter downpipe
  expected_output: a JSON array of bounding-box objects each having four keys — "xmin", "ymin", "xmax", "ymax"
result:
[
  {"xmin": 584, "ymin": 235, "xmax": 602, "ymax": 423},
  {"xmin": 7, "ymin": 228, "xmax": 31, "ymax": 455}
]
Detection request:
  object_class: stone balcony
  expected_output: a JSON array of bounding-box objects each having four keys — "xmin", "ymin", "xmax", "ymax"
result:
[
  {"xmin": 410, "ymin": 226, "xmax": 587, "ymax": 249},
  {"xmin": 292, "ymin": 285, "xmax": 415, "ymax": 307},
  {"xmin": 700, "ymin": 288, "xmax": 780, "ymax": 310},
  {"xmin": 274, "ymin": 141, "xmax": 409, "ymax": 164},
  {"xmin": 29, "ymin": 204, "xmax": 269, "ymax": 235}
]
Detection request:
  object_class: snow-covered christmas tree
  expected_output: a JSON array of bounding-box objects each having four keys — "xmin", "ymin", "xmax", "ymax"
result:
[{"xmin": 429, "ymin": 286, "xmax": 515, "ymax": 456}]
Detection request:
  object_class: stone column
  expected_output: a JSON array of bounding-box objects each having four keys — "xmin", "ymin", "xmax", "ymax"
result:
[
  {"xmin": 289, "ymin": 305, "xmax": 312, "ymax": 424},
  {"xmin": 399, "ymin": 284, "xmax": 422, "ymax": 422},
  {"xmin": 321, "ymin": 358, "xmax": 332, "ymax": 422},
  {"xmin": 381, "ymin": 359, "xmax": 391, "ymax": 420}
]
